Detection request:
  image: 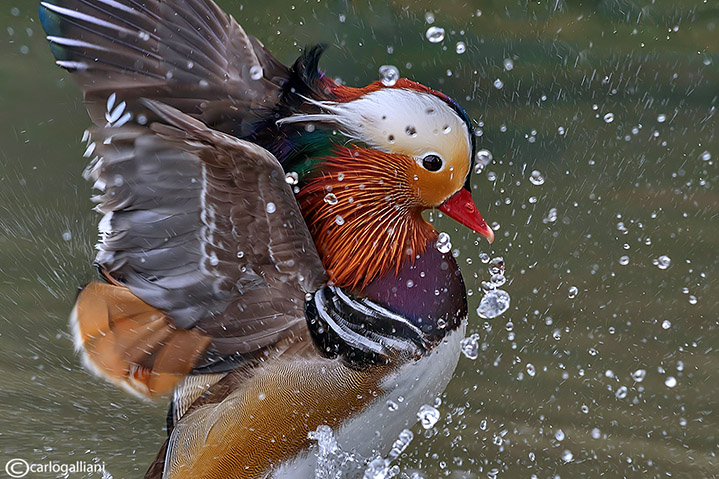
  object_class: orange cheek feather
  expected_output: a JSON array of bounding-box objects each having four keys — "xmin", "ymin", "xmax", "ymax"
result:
[{"xmin": 409, "ymin": 161, "xmax": 469, "ymax": 208}]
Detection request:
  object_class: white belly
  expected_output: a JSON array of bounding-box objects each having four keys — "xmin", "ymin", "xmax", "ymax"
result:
[{"xmin": 272, "ymin": 322, "xmax": 467, "ymax": 478}]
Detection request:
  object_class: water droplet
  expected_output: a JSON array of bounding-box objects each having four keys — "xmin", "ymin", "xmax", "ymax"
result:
[
  {"xmin": 615, "ymin": 386, "xmax": 628, "ymax": 399},
  {"xmin": 526, "ymin": 363, "xmax": 536, "ymax": 377},
  {"xmin": 386, "ymin": 400, "xmax": 399, "ymax": 411},
  {"xmin": 568, "ymin": 286, "xmax": 579, "ymax": 299},
  {"xmin": 324, "ymin": 193, "xmax": 338, "ymax": 205},
  {"xmin": 555, "ymin": 429, "xmax": 565, "ymax": 441},
  {"xmin": 545, "ymin": 207, "xmax": 558, "ymax": 223},
  {"xmin": 632, "ymin": 369, "xmax": 646, "ymax": 382},
  {"xmin": 425, "ymin": 26, "xmax": 445, "ymax": 43},
  {"xmin": 266, "ymin": 202, "xmax": 276, "ymax": 213},
  {"xmin": 249, "ymin": 65, "xmax": 263, "ymax": 80},
  {"xmin": 490, "ymin": 274, "xmax": 506, "ymax": 287},
  {"xmin": 529, "ymin": 196, "xmax": 538, "ymax": 204},
  {"xmin": 603, "ymin": 112, "xmax": 615, "ymax": 123},
  {"xmin": 657, "ymin": 113, "xmax": 667, "ymax": 123},
  {"xmin": 688, "ymin": 295, "xmax": 698, "ymax": 305},
  {"xmin": 591, "ymin": 428, "xmax": 601, "ymax": 439},
  {"xmin": 455, "ymin": 41, "xmax": 466, "ymax": 54},
  {"xmin": 236, "ymin": 251, "xmax": 245, "ymax": 259},
  {"xmin": 474, "ymin": 149, "xmax": 493, "ymax": 174},
  {"xmin": 61, "ymin": 230, "xmax": 72, "ymax": 241},
  {"xmin": 405, "ymin": 125, "xmax": 417, "ymax": 136},
  {"xmin": 529, "ymin": 170, "xmax": 545, "ymax": 185},
  {"xmin": 661, "ymin": 319, "xmax": 671, "ymax": 330},
  {"xmin": 665, "ymin": 376, "xmax": 677, "ymax": 388},
  {"xmin": 436, "ymin": 232, "xmax": 452, "ymax": 253},
  {"xmin": 619, "ymin": 255, "xmax": 630, "ymax": 265},
  {"xmin": 655, "ymin": 255, "xmax": 671, "ymax": 269},
  {"xmin": 335, "ymin": 215, "xmax": 345, "ymax": 226},
  {"xmin": 503, "ymin": 58, "xmax": 514, "ymax": 71},
  {"xmin": 285, "ymin": 171, "xmax": 299, "ymax": 185},
  {"xmin": 460, "ymin": 333, "xmax": 479, "ymax": 360},
  {"xmin": 562, "ymin": 450, "xmax": 574, "ymax": 462},
  {"xmin": 379, "ymin": 65, "xmax": 400, "ymax": 86},
  {"xmin": 489, "ymin": 257, "xmax": 504, "ymax": 275},
  {"xmin": 700, "ymin": 151, "xmax": 711, "ymax": 161},
  {"xmin": 417, "ymin": 405, "xmax": 440, "ymax": 429},
  {"xmin": 477, "ymin": 289, "xmax": 510, "ymax": 319},
  {"xmin": 493, "ymin": 78, "xmax": 504, "ymax": 89},
  {"xmin": 479, "ymin": 253, "xmax": 490, "ymax": 263}
]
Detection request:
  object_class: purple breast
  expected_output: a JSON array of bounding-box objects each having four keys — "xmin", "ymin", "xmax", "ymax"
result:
[{"xmin": 360, "ymin": 244, "xmax": 467, "ymax": 344}]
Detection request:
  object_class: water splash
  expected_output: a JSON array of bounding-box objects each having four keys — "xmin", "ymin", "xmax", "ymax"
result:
[
  {"xmin": 362, "ymin": 429, "xmax": 413, "ymax": 479},
  {"xmin": 417, "ymin": 404, "xmax": 440, "ymax": 429},
  {"xmin": 460, "ymin": 333, "xmax": 479, "ymax": 360},
  {"xmin": 477, "ymin": 290, "xmax": 510, "ymax": 319}
]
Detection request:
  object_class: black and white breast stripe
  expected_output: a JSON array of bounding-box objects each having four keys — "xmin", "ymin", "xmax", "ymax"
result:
[{"xmin": 305, "ymin": 286, "xmax": 430, "ymax": 368}]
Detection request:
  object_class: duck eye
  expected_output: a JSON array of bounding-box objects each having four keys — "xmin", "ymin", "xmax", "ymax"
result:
[{"xmin": 422, "ymin": 154, "xmax": 443, "ymax": 172}]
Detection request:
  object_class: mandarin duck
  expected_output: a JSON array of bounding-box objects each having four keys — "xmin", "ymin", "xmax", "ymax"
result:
[{"xmin": 39, "ymin": 0, "xmax": 494, "ymax": 477}]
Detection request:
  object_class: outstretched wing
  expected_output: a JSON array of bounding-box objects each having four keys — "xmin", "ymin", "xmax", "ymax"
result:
[
  {"xmin": 39, "ymin": 0, "xmax": 288, "ymax": 136},
  {"xmin": 73, "ymin": 101, "xmax": 327, "ymax": 397}
]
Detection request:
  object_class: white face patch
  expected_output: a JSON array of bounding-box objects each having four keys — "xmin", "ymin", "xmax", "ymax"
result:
[
  {"xmin": 333, "ymin": 89, "xmax": 470, "ymax": 162},
  {"xmin": 278, "ymin": 88, "xmax": 472, "ymax": 173}
]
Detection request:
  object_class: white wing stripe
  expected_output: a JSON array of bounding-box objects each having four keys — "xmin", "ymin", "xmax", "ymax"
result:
[
  {"xmin": 41, "ymin": 2, "xmax": 137, "ymax": 36},
  {"xmin": 55, "ymin": 60, "xmax": 89, "ymax": 71},
  {"xmin": 47, "ymin": 36, "xmax": 108, "ymax": 51},
  {"xmin": 94, "ymin": 0, "xmax": 139, "ymax": 15}
]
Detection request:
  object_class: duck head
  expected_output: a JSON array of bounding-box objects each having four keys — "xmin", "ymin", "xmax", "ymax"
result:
[{"xmin": 278, "ymin": 77, "xmax": 493, "ymax": 291}]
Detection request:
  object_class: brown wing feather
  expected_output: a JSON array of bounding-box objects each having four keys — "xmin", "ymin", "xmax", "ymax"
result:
[
  {"xmin": 40, "ymin": 0, "xmax": 288, "ymax": 136},
  {"xmin": 72, "ymin": 104, "xmax": 326, "ymax": 397}
]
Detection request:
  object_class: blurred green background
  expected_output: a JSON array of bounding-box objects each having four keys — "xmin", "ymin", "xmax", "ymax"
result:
[{"xmin": 1, "ymin": 0, "xmax": 717, "ymax": 477}]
